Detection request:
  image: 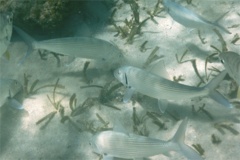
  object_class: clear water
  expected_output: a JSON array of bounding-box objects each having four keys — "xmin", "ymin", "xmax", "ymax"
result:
[{"xmin": 0, "ymin": 0, "xmax": 240, "ymax": 160}]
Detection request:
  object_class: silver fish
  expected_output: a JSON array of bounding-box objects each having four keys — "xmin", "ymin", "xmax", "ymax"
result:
[
  {"xmin": 14, "ymin": 26, "xmax": 126, "ymax": 67},
  {"xmin": 90, "ymin": 118, "xmax": 203, "ymax": 160},
  {"xmin": 114, "ymin": 65, "xmax": 232, "ymax": 112},
  {"xmin": 219, "ymin": 51, "xmax": 240, "ymax": 86},
  {"xmin": 0, "ymin": 12, "xmax": 13, "ymax": 56},
  {"xmin": 163, "ymin": 0, "xmax": 231, "ymax": 34},
  {"xmin": 0, "ymin": 78, "xmax": 23, "ymax": 109}
]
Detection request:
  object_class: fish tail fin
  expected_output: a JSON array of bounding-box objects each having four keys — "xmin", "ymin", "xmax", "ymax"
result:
[
  {"xmin": 13, "ymin": 26, "xmax": 36, "ymax": 64},
  {"xmin": 208, "ymin": 90, "xmax": 233, "ymax": 108},
  {"xmin": 7, "ymin": 98, "xmax": 24, "ymax": 110},
  {"xmin": 204, "ymin": 70, "xmax": 233, "ymax": 108},
  {"xmin": 18, "ymin": 46, "xmax": 34, "ymax": 65},
  {"xmin": 171, "ymin": 117, "xmax": 203, "ymax": 160},
  {"xmin": 7, "ymin": 90, "xmax": 24, "ymax": 110},
  {"xmin": 213, "ymin": 11, "xmax": 231, "ymax": 34}
]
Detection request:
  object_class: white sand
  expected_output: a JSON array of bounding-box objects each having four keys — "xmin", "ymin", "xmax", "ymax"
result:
[{"xmin": 0, "ymin": 0, "xmax": 240, "ymax": 160}]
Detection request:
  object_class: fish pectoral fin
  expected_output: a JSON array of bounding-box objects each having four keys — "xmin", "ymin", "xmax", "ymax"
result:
[
  {"xmin": 158, "ymin": 99, "xmax": 169, "ymax": 113},
  {"xmin": 113, "ymin": 120, "xmax": 128, "ymax": 134},
  {"xmin": 145, "ymin": 59, "xmax": 170, "ymax": 79},
  {"xmin": 123, "ymin": 87, "xmax": 135, "ymax": 103}
]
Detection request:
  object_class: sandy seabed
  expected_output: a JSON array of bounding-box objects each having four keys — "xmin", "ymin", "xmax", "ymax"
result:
[{"xmin": 1, "ymin": 0, "xmax": 240, "ymax": 160}]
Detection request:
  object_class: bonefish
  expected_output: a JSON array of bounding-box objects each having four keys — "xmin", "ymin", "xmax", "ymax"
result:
[
  {"xmin": 90, "ymin": 118, "xmax": 203, "ymax": 160},
  {"xmin": 114, "ymin": 65, "xmax": 232, "ymax": 112},
  {"xmin": 163, "ymin": 0, "xmax": 231, "ymax": 34},
  {"xmin": 14, "ymin": 26, "xmax": 126, "ymax": 67}
]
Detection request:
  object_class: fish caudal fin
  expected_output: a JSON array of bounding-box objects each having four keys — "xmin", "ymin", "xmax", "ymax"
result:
[
  {"xmin": 209, "ymin": 90, "xmax": 233, "ymax": 108},
  {"xmin": 206, "ymin": 70, "xmax": 227, "ymax": 91},
  {"xmin": 7, "ymin": 98, "xmax": 24, "ymax": 110},
  {"xmin": 18, "ymin": 46, "xmax": 34, "ymax": 65},
  {"xmin": 171, "ymin": 118, "xmax": 203, "ymax": 160},
  {"xmin": 205, "ymin": 70, "xmax": 233, "ymax": 108},
  {"xmin": 212, "ymin": 11, "xmax": 231, "ymax": 34},
  {"xmin": 13, "ymin": 26, "xmax": 36, "ymax": 64}
]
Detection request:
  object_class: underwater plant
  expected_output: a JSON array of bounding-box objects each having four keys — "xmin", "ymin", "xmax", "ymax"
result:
[
  {"xmin": 35, "ymin": 78, "xmax": 66, "ymax": 130},
  {"xmin": 23, "ymin": 73, "xmax": 64, "ymax": 97},
  {"xmin": 192, "ymin": 144, "xmax": 205, "ymax": 156},
  {"xmin": 111, "ymin": 0, "xmax": 161, "ymax": 44},
  {"xmin": 175, "ymin": 49, "xmax": 206, "ymax": 86},
  {"xmin": 211, "ymin": 134, "xmax": 221, "ymax": 144},
  {"xmin": 80, "ymin": 80, "xmax": 123, "ymax": 111},
  {"xmin": 214, "ymin": 122, "xmax": 239, "ymax": 135},
  {"xmin": 132, "ymin": 107, "xmax": 149, "ymax": 136},
  {"xmin": 191, "ymin": 104, "xmax": 214, "ymax": 120}
]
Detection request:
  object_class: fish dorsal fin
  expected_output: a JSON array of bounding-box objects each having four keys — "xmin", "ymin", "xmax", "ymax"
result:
[
  {"xmin": 113, "ymin": 119, "xmax": 128, "ymax": 134},
  {"xmin": 145, "ymin": 59, "xmax": 170, "ymax": 79}
]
